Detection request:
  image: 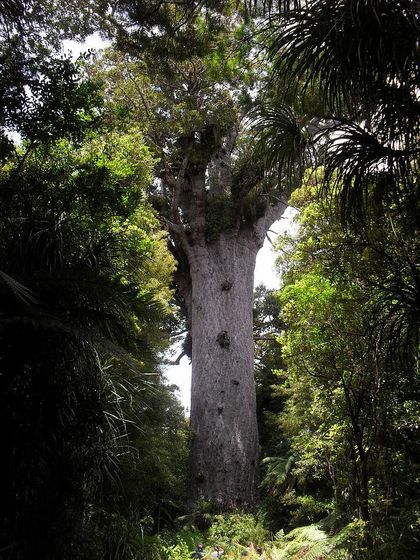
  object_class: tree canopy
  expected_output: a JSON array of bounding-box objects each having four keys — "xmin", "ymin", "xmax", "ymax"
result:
[{"xmin": 0, "ymin": 0, "xmax": 418, "ymax": 558}]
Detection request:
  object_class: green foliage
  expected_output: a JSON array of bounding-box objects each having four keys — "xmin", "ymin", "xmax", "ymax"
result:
[
  {"xmin": 264, "ymin": 0, "xmax": 418, "ymax": 227},
  {"xmin": 253, "ymin": 286, "xmax": 295, "ymax": 532},
  {"xmin": 282, "ymin": 493, "xmax": 331, "ymax": 529},
  {"xmin": 207, "ymin": 513, "xmax": 269, "ymax": 551},
  {"xmin": 273, "ymin": 518, "xmax": 366, "ymax": 559},
  {"xmin": 250, "ymin": 101, "xmax": 309, "ymax": 191},
  {"xmin": 205, "ymin": 193, "xmax": 238, "ymax": 241},
  {"xmin": 0, "ymin": 0, "xmax": 104, "ymax": 161},
  {"xmin": 0, "ymin": 115, "xmax": 180, "ymax": 557},
  {"xmin": 112, "ymin": 372, "xmax": 190, "ymax": 529},
  {"xmin": 253, "ymin": 286, "xmax": 286, "ymax": 447},
  {"xmin": 260, "ymin": 456, "xmax": 294, "ymax": 498},
  {"xmin": 133, "ymin": 529, "xmax": 204, "ymax": 560},
  {"xmin": 267, "ymin": 175, "xmax": 420, "ymax": 555},
  {"xmin": 90, "ymin": 43, "xmax": 239, "ymax": 167}
]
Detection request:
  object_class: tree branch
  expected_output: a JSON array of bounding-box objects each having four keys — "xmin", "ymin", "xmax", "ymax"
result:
[
  {"xmin": 254, "ymin": 334, "xmax": 280, "ymax": 341},
  {"xmin": 253, "ymin": 200, "xmax": 288, "ymax": 248},
  {"xmin": 160, "ymin": 155, "xmax": 193, "ymax": 254},
  {"xmin": 159, "ymin": 216, "xmax": 181, "ymax": 235}
]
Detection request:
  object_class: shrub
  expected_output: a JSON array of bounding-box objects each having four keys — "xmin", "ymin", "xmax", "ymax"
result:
[
  {"xmin": 139, "ymin": 529, "xmax": 204, "ymax": 560},
  {"xmin": 207, "ymin": 512, "xmax": 269, "ymax": 552}
]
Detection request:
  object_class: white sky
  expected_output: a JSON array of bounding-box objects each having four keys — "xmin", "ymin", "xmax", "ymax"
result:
[{"xmin": 63, "ymin": 32, "xmax": 108, "ymax": 58}]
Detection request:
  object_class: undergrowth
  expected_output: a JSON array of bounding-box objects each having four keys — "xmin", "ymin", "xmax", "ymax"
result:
[{"xmin": 135, "ymin": 513, "xmax": 367, "ymax": 560}]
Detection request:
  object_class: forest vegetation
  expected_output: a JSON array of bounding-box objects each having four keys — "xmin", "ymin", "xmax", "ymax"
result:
[{"xmin": 0, "ymin": 0, "xmax": 418, "ymax": 559}]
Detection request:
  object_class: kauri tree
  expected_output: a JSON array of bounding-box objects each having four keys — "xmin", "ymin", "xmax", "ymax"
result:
[{"xmin": 93, "ymin": 2, "xmax": 304, "ymax": 507}]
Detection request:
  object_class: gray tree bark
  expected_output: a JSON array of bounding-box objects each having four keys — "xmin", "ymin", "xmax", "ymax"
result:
[
  {"xmin": 188, "ymin": 232, "xmax": 259, "ymax": 506},
  {"xmin": 162, "ymin": 127, "xmax": 287, "ymax": 508}
]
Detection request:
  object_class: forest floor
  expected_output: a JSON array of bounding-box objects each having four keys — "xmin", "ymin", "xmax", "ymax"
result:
[{"xmin": 140, "ymin": 512, "xmax": 364, "ymax": 560}]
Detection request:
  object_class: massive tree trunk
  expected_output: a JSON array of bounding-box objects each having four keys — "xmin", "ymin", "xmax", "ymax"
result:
[
  {"xmin": 162, "ymin": 128, "xmax": 287, "ymax": 508},
  {"xmin": 188, "ymin": 232, "xmax": 260, "ymax": 506}
]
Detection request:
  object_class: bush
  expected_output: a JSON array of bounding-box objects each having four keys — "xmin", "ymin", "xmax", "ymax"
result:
[
  {"xmin": 139, "ymin": 529, "xmax": 205, "ymax": 560},
  {"xmin": 207, "ymin": 512, "xmax": 269, "ymax": 552}
]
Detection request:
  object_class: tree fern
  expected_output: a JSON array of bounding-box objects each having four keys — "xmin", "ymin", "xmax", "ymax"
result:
[
  {"xmin": 273, "ymin": 518, "xmax": 365, "ymax": 559},
  {"xmin": 261, "ymin": 455, "xmax": 295, "ymax": 496}
]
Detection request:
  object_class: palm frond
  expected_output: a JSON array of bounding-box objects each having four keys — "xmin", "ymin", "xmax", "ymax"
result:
[
  {"xmin": 274, "ymin": 517, "xmax": 365, "ymax": 559},
  {"xmin": 264, "ymin": 0, "xmax": 418, "ymax": 116},
  {"xmin": 249, "ymin": 101, "xmax": 311, "ymax": 191},
  {"xmin": 319, "ymin": 122, "xmax": 419, "ymax": 226}
]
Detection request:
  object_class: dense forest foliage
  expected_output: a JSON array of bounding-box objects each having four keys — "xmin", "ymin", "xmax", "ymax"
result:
[{"xmin": 0, "ymin": 0, "xmax": 418, "ymax": 559}]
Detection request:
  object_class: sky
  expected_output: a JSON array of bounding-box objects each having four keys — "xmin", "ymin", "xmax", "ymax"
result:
[
  {"xmin": 165, "ymin": 207, "xmax": 298, "ymax": 412},
  {"xmin": 63, "ymin": 32, "xmax": 108, "ymax": 58}
]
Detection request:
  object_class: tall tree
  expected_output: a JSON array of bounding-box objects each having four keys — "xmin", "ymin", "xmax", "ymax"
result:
[{"xmin": 93, "ymin": 4, "xmax": 303, "ymax": 506}]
